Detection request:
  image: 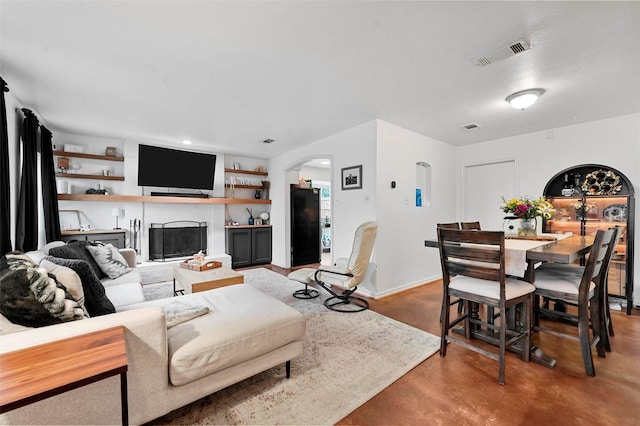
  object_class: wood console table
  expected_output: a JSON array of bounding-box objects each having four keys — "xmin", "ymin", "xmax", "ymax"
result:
[{"xmin": 0, "ymin": 326, "xmax": 129, "ymax": 425}]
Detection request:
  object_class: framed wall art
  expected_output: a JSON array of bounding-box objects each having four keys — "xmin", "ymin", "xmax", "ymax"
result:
[
  {"xmin": 59, "ymin": 210, "xmax": 81, "ymax": 231},
  {"xmin": 341, "ymin": 165, "xmax": 362, "ymax": 190}
]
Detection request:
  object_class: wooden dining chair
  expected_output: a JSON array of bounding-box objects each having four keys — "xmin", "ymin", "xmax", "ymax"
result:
[
  {"xmin": 436, "ymin": 222, "xmax": 462, "ymax": 319},
  {"xmin": 532, "ymin": 228, "xmax": 614, "ymax": 376},
  {"xmin": 437, "ymin": 228, "xmax": 536, "ymax": 385},
  {"xmin": 437, "ymin": 222, "xmax": 460, "ymax": 229},
  {"xmin": 460, "ymin": 221, "xmax": 481, "ymax": 230}
]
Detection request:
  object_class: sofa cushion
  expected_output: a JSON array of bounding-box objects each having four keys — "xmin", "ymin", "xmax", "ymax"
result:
[
  {"xmin": 168, "ymin": 285, "xmax": 305, "ymax": 386},
  {"xmin": 46, "ymin": 256, "xmax": 116, "ymax": 317},
  {"xmin": 0, "ymin": 254, "xmax": 85, "ymax": 327},
  {"xmin": 105, "ymin": 282, "xmax": 146, "ymax": 309},
  {"xmin": 86, "ymin": 242, "xmax": 132, "ymax": 279},
  {"xmin": 49, "ymin": 241, "xmax": 106, "ymax": 279},
  {"xmin": 101, "ymin": 268, "xmax": 142, "ymax": 287}
]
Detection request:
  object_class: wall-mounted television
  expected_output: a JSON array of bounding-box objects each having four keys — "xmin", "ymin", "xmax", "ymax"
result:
[{"xmin": 138, "ymin": 144, "xmax": 216, "ymax": 190}]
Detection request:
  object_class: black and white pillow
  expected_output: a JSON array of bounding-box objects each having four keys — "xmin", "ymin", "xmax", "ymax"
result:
[
  {"xmin": 86, "ymin": 242, "xmax": 131, "ymax": 279},
  {"xmin": 0, "ymin": 254, "xmax": 86, "ymax": 327}
]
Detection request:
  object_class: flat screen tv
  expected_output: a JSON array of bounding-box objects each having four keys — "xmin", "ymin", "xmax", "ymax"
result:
[{"xmin": 138, "ymin": 144, "xmax": 216, "ymax": 190}]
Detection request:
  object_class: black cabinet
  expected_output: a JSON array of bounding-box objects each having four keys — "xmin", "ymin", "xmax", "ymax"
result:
[
  {"xmin": 225, "ymin": 226, "xmax": 272, "ymax": 269},
  {"xmin": 543, "ymin": 164, "xmax": 634, "ymax": 314},
  {"xmin": 60, "ymin": 230, "xmax": 126, "ymax": 249}
]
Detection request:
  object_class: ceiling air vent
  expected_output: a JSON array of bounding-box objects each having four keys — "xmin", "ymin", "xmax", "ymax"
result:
[
  {"xmin": 475, "ymin": 38, "xmax": 530, "ymax": 67},
  {"xmin": 262, "ymin": 138, "xmax": 275, "ymax": 144},
  {"xmin": 461, "ymin": 123, "xmax": 481, "ymax": 130}
]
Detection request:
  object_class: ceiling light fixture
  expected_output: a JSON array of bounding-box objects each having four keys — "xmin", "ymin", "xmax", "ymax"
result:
[
  {"xmin": 505, "ymin": 88, "xmax": 545, "ymax": 110},
  {"xmin": 182, "ymin": 139, "xmax": 192, "ymax": 145}
]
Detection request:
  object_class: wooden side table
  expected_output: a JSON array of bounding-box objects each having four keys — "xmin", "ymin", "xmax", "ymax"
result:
[
  {"xmin": 173, "ymin": 264, "xmax": 244, "ymax": 295},
  {"xmin": 0, "ymin": 326, "xmax": 129, "ymax": 425}
]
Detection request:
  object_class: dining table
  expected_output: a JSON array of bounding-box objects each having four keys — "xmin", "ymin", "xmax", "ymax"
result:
[{"xmin": 425, "ymin": 231, "xmax": 595, "ymax": 368}]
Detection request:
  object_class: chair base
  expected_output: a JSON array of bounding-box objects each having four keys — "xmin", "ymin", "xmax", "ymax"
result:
[
  {"xmin": 293, "ymin": 287, "xmax": 319, "ymax": 299},
  {"xmin": 324, "ymin": 295, "xmax": 369, "ymax": 313}
]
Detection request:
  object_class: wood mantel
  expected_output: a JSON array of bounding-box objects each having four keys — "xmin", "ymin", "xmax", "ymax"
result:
[{"xmin": 57, "ymin": 194, "xmax": 271, "ymax": 204}]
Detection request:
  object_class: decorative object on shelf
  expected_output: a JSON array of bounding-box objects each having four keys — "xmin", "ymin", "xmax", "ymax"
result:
[
  {"xmin": 233, "ymin": 162, "xmax": 241, "ymax": 170},
  {"xmin": 102, "ymin": 169, "xmax": 110, "ymax": 176},
  {"xmin": 581, "ymin": 169, "xmax": 622, "ymax": 195},
  {"xmin": 80, "ymin": 224, "xmax": 92, "ymax": 232},
  {"xmin": 57, "ymin": 157, "xmax": 70, "ymax": 173},
  {"xmin": 603, "ymin": 204, "xmax": 628, "ymax": 222},
  {"xmin": 570, "ymin": 200, "xmax": 597, "ymax": 221},
  {"xmin": 572, "ymin": 173, "xmax": 582, "ymax": 195},
  {"xmin": 260, "ymin": 211, "xmax": 270, "ymax": 225},
  {"xmin": 254, "ymin": 190, "xmax": 262, "ymax": 199},
  {"xmin": 59, "ymin": 210, "xmax": 81, "ymax": 231},
  {"xmin": 105, "ymin": 146, "xmax": 117, "ymax": 156},
  {"xmin": 341, "ymin": 165, "xmax": 362, "ymax": 190},
  {"xmin": 85, "ymin": 188, "xmax": 107, "ymax": 195},
  {"xmin": 246, "ymin": 207, "xmax": 254, "ymax": 225},
  {"xmin": 501, "ymin": 196, "xmax": 556, "ymax": 237},
  {"xmin": 255, "ymin": 165, "xmax": 266, "ymax": 173},
  {"xmin": 112, "ymin": 207, "xmax": 120, "ymax": 229},
  {"xmin": 261, "ymin": 180, "xmax": 270, "ymax": 200},
  {"xmin": 63, "ymin": 143, "xmax": 85, "ymax": 153}
]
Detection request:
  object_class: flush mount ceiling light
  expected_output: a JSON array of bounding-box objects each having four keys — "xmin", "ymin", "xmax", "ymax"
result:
[
  {"xmin": 506, "ymin": 88, "xmax": 545, "ymax": 110},
  {"xmin": 181, "ymin": 139, "xmax": 192, "ymax": 145}
]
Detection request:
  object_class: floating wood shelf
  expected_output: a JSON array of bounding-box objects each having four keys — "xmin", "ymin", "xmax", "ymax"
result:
[
  {"xmin": 55, "ymin": 173, "xmax": 124, "ymax": 181},
  {"xmin": 57, "ymin": 194, "xmax": 271, "ymax": 204},
  {"xmin": 224, "ymin": 168, "xmax": 268, "ymax": 177},
  {"xmin": 53, "ymin": 150, "xmax": 124, "ymax": 162},
  {"xmin": 225, "ymin": 184, "xmax": 263, "ymax": 190}
]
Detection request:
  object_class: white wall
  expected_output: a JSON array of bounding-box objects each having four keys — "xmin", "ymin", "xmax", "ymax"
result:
[
  {"xmin": 375, "ymin": 120, "xmax": 457, "ymax": 296},
  {"xmin": 53, "ymin": 135, "xmax": 267, "ymax": 260},
  {"xmin": 269, "ymin": 120, "xmax": 377, "ymax": 272},
  {"xmin": 456, "ymin": 113, "xmax": 640, "ymax": 306}
]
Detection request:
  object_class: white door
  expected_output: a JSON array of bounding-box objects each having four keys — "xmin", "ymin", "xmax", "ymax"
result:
[{"xmin": 462, "ymin": 160, "xmax": 517, "ymax": 231}]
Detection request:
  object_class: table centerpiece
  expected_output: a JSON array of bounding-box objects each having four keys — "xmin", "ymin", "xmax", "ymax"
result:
[{"xmin": 501, "ymin": 196, "xmax": 556, "ymax": 237}]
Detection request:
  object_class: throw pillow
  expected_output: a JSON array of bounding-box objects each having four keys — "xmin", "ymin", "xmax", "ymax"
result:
[
  {"xmin": 49, "ymin": 241, "xmax": 106, "ymax": 279},
  {"xmin": 39, "ymin": 259, "xmax": 87, "ymax": 314},
  {"xmin": 46, "ymin": 256, "xmax": 116, "ymax": 317},
  {"xmin": 86, "ymin": 242, "xmax": 131, "ymax": 279},
  {"xmin": 0, "ymin": 254, "xmax": 85, "ymax": 327}
]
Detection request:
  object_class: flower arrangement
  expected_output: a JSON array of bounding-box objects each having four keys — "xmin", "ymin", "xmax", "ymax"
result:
[{"xmin": 501, "ymin": 196, "xmax": 556, "ymax": 220}]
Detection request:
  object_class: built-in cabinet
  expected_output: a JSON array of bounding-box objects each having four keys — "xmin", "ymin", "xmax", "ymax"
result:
[
  {"xmin": 225, "ymin": 226, "xmax": 272, "ymax": 268},
  {"xmin": 60, "ymin": 229, "xmax": 126, "ymax": 248},
  {"xmin": 543, "ymin": 164, "xmax": 635, "ymax": 314}
]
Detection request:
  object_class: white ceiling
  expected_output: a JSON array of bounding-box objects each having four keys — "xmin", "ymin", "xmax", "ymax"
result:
[{"xmin": 2, "ymin": 1, "xmax": 640, "ymax": 159}]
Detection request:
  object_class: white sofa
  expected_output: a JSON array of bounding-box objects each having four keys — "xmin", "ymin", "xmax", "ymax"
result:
[{"xmin": 0, "ymin": 249, "xmax": 306, "ymax": 425}]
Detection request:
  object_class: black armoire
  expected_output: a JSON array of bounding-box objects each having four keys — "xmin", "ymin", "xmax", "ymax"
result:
[
  {"xmin": 543, "ymin": 164, "xmax": 635, "ymax": 314},
  {"xmin": 291, "ymin": 186, "xmax": 321, "ymax": 267}
]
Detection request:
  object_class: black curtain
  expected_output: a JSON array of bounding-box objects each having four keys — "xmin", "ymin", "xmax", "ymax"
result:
[
  {"xmin": 40, "ymin": 126, "xmax": 61, "ymax": 242},
  {"xmin": 15, "ymin": 108, "xmax": 39, "ymax": 252},
  {"xmin": 0, "ymin": 77, "xmax": 11, "ymax": 256}
]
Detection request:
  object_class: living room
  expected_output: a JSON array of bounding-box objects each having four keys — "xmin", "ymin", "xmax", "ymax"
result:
[{"xmin": 1, "ymin": 1, "xmax": 640, "ymax": 424}]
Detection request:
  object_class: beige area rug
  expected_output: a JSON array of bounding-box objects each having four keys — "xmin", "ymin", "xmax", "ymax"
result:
[{"xmin": 142, "ymin": 268, "xmax": 440, "ymax": 425}]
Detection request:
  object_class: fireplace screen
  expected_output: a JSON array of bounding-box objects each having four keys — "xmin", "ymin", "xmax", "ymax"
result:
[{"xmin": 149, "ymin": 221, "xmax": 207, "ymax": 261}]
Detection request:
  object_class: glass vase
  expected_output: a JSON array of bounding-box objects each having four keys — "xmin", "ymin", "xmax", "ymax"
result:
[{"xmin": 518, "ymin": 218, "xmax": 537, "ymax": 237}]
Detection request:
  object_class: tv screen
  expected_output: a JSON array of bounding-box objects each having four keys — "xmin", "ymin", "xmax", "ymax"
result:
[{"xmin": 138, "ymin": 144, "xmax": 216, "ymax": 190}]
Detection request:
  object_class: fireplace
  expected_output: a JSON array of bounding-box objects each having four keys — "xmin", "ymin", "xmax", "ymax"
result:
[{"xmin": 149, "ymin": 221, "xmax": 207, "ymax": 261}]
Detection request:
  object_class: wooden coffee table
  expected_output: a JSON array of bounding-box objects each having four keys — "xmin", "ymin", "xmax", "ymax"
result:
[{"xmin": 173, "ymin": 265, "xmax": 244, "ymax": 295}]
